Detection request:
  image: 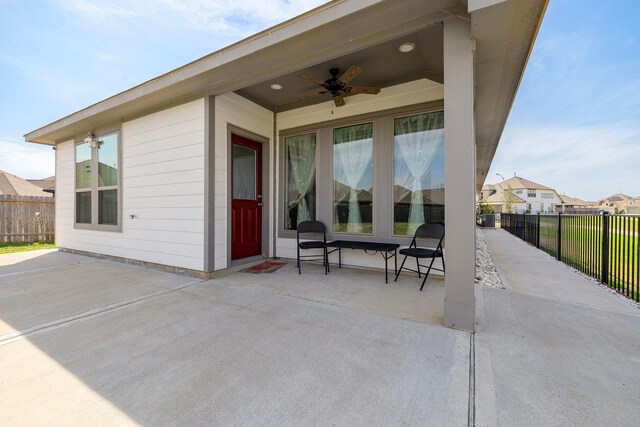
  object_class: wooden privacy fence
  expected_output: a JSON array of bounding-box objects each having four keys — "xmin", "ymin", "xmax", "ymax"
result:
[{"xmin": 0, "ymin": 195, "xmax": 55, "ymax": 243}]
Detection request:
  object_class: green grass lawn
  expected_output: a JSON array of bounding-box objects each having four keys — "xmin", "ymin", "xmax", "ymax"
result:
[{"xmin": 0, "ymin": 242, "xmax": 57, "ymax": 255}]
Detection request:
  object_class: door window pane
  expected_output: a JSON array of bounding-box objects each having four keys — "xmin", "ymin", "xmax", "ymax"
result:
[
  {"xmin": 233, "ymin": 144, "xmax": 256, "ymax": 200},
  {"xmin": 285, "ymin": 133, "xmax": 316, "ymax": 230},
  {"xmin": 75, "ymin": 142, "xmax": 92, "ymax": 189},
  {"xmin": 393, "ymin": 111, "xmax": 444, "ymax": 236},
  {"xmin": 99, "ymin": 189, "xmax": 118, "ymax": 225},
  {"xmin": 76, "ymin": 191, "xmax": 91, "ymax": 223},
  {"xmin": 333, "ymin": 123, "xmax": 373, "ymax": 234},
  {"xmin": 98, "ymin": 133, "xmax": 118, "ymax": 187}
]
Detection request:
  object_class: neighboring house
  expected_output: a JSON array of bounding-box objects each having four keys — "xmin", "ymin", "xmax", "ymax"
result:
[
  {"xmin": 557, "ymin": 194, "xmax": 598, "ymax": 214},
  {"xmin": 480, "ymin": 176, "xmax": 562, "ymax": 214},
  {"xmin": 596, "ymin": 193, "xmax": 634, "ymax": 214},
  {"xmin": 28, "ymin": 176, "xmax": 56, "ymax": 195},
  {"xmin": 624, "ymin": 197, "xmax": 640, "ymax": 215},
  {"xmin": 24, "ymin": 0, "xmax": 548, "ymax": 331},
  {"xmin": 0, "ymin": 170, "xmax": 53, "ymax": 197},
  {"xmin": 479, "ymin": 182, "xmax": 526, "ymax": 213}
]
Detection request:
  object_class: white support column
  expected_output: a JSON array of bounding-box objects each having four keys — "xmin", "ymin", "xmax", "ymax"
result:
[{"xmin": 443, "ymin": 18, "xmax": 476, "ymax": 331}]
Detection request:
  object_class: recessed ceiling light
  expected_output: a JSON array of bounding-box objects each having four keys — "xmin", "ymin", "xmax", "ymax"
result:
[
  {"xmin": 399, "ymin": 42, "xmax": 416, "ymax": 53},
  {"xmin": 270, "ymin": 83, "xmax": 283, "ymax": 90}
]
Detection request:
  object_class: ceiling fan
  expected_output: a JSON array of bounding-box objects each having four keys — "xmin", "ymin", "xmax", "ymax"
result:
[{"xmin": 296, "ymin": 66, "xmax": 381, "ymax": 107}]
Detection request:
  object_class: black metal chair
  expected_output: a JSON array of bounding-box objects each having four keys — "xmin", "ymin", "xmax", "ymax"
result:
[
  {"xmin": 394, "ymin": 222, "xmax": 445, "ymax": 290},
  {"xmin": 296, "ymin": 220, "xmax": 329, "ymax": 275}
]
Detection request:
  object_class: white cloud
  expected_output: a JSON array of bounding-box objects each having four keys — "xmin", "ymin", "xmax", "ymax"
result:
[
  {"xmin": 488, "ymin": 122, "xmax": 640, "ymax": 200},
  {"xmin": 59, "ymin": 0, "xmax": 327, "ymax": 35},
  {"xmin": 0, "ymin": 138, "xmax": 55, "ymax": 179}
]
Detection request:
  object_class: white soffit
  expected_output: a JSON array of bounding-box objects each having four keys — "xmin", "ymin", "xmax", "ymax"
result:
[{"xmin": 471, "ymin": 0, "xmax": 548, "ymax": 191}]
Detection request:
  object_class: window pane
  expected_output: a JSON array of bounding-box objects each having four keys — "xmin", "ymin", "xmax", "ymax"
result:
[
  {"xmin": 76, "ymin": 191, "xmax": 91, "ymax": 223},
  {"xmin": 333, "ymin": 123, "xmax": 373, "ymax": 234},
  {"xmin": 285, "ymin": 133, "xmax": 316, "ymax": 230},
  {"xmin": 98, "ymin": 133, "xmax": 118, "ymax": 187},
  {"xmin": 393, "ymin": 111, "xmax": 444, "ymax": 236},
  {"xmin": 75, "ymin": 142, "xmax": 92, "ymax": 189},
  {"xmin": 232, "ymin": 145, "xmax": 256, "ymax": 200},
  {"xmin": 99, "ymin": 189, "xmax": 118, "ymax": 225}
]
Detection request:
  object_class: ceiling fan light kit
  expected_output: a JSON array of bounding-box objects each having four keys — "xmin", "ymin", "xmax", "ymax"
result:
[
  {"xmin": 270, "ymin": 83, "xmax": 283, "ymax": 90},
  {"xmin": 296, "ymin": 65, "xmax": 381, "ymax": 107}
]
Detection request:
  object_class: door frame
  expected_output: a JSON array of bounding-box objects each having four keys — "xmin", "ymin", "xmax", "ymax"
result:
[{"xmin": 226, "ymin": 125, "xmax": 270, "ymax": 266}]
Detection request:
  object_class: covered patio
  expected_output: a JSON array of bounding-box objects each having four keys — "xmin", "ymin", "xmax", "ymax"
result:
[{"xmin": 24, "ymin": 0, "xmax": 548, "ymax": 332}]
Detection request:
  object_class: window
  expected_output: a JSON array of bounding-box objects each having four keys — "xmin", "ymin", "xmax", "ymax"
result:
[
  {"xmin": 540, "ymin": 203, "xmax": 544, "ymax": 212},
  {"xmin": 233, "ymin": 145, "xmax": 257, "ymax": 200},
  {"xmin": 527, "ymin": 189, "xmax": 536, "ymax": 198},
  {"xmin": 333, "ymin": 123, "xmax": 373, "ymax": 234},
  {"xmin": 526, "ymin": 203, "xmax": 531, "ymax": 213},
  {"xmin": 515, "ymin": 189, "xmax": 523, "ymax": 194},
  {"xmin": 393, "ymin": 111, "xmax": 444, "ymax": 236},
  {"xmin": 284, "ymin": 133, "xmax": 316, "ymax": 230},
  {"xmin": 75, "ymin": 132, "xmax": 120, "ymax": 230},
  {"xmin": 279, "ymin": 104, "xmax": 446, "ymax": 241},
  {"xmin": 541, "ymin": 192, "xmax": 554, "ymax": 199}
]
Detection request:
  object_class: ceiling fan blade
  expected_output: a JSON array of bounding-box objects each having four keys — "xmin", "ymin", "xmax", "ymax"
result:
[
  {"xmin": 333, "ymin": 95, "xmax": 346, "ymax": 107},
  {"xmin": 338, "ymin": 66, "xmax": 362, "ymax": 84},
  {"xmin": 348, "ymin": 86, "xmax": 381, "ymax": 95},
  {"xmin": 296, "ymin": 72, "xmax": 325, "ymax": 85}
]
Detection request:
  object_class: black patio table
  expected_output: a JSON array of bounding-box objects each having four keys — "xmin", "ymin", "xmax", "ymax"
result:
[{"xmin": 325, "ymin": 240, "xmax": 400, "ymax": 283}]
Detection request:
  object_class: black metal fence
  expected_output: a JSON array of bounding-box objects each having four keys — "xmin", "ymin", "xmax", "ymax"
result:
[{"xmin": 501, "ymin": 213, "xmax": 639, "ymax": 302}]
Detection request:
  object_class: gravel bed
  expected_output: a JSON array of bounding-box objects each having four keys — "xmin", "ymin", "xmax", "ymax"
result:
[{"xmin": 476, "ymin": 228, "xmax": 505, "ymax": 289}]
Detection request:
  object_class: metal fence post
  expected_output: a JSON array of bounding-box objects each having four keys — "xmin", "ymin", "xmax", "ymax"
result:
[
  {"xmin": 601, "ymin": 211, "xmax": 609, "ymax": 284},
  {"xmin": 557, "ymin": 213, "xmax": 562, "ymax": 260},
  {"xmin": 536, "ymin": 212, "xmax": 540, "ymax": 248}
]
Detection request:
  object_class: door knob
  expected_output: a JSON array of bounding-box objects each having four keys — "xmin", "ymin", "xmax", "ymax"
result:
[{"xmin": 258, "ymin": 203, "xmax": 263, "ymax": 207}]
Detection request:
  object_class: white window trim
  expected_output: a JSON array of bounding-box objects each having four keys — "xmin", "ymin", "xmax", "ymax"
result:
[{"xmin": 74, "ymin": 128, "xmax": 122, "ymax": 232}]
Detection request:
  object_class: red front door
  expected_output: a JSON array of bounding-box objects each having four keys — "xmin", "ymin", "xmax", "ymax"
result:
[{"xmin": 231, "ymin": 134, "xmax": 262, "ymax": 260}]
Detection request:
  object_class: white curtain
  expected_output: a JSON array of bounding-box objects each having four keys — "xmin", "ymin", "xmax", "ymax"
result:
[
  {"xmin": 232, "ymin": 146, "xmax": 256, "ymax": 199},
  {"xmin": 334, "ymin": 124, "xmax": 373, "ymax": 233},
  {"xmin": 286, "ymin": 134, "xmax": 316, "ymax": 226},
  {"xmin": 394, "ymin": 112, "xmax": 444, "ymax": 233}
]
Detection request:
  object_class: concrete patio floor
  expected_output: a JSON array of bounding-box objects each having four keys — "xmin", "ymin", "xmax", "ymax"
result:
[
  {"xmin": 219, "ymin": 260, "xmax": 445, "ymax": 325},
  {"xmin": 0, "ymin": 250, "xmax": 468, "ymax": 426},
  {"xmin": 3, "ymin": 233, "xmax": 639, "ymax": 426},
  {"xmin": 476, "ymin": 229, "xmax": 640, "ymax": 427}
]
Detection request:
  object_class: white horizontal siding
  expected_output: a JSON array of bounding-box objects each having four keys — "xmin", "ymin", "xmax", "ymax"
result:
[
  {"xmin": 214, "ymin": 92, "xmax": 273, "ymax": 270},
  {"xmin": 55, "ymin": 99, "xmax": 206, "ymax": 271}
]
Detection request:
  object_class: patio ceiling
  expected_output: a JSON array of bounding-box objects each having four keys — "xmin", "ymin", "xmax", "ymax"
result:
[{"xmin": 236, "ymin": 25, "xmax": 443, "ymax": 112}]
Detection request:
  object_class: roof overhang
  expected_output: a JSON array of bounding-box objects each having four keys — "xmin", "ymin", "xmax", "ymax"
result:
[
  {"xmin": 24, "ymin": 0, "xmax": 547, "ymax": 190},
  {"xmin": 471, "ymin": 0, "xmax": 548, "ymax": 191},
  {"xmin": 24, "ymin": 0, "xmax": 463, "ymax": 145}
]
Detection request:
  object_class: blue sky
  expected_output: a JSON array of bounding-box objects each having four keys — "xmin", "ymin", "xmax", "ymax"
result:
[
  {"xmin": 1, "ymin": 0, "xmax": 638, "ymax": 200},
  {"xmin": 487, "ymin": 0, "xmax": 640, "ymax": 200}
]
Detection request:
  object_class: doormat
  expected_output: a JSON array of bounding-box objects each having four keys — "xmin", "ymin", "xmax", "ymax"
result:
[{"xmin": 240, "ymin": 261, "xmax": 288, "ymax": 274}]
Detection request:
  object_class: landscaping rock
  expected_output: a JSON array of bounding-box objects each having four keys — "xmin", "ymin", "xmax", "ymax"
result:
[{"xmin": 476, "ymin": 228, "xmax": 505, "ymax": 289}]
